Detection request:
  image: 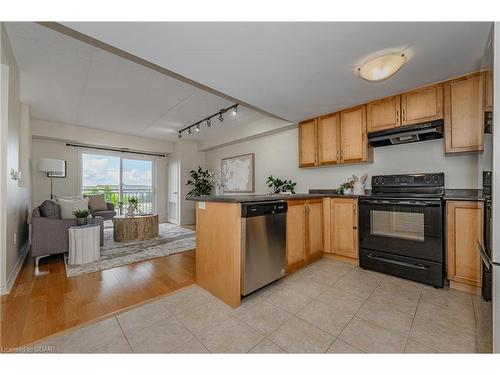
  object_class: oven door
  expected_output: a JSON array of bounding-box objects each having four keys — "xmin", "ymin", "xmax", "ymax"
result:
[{"xmin": 359, "ymin": 198, "xmax": 443, "ymax": 262}]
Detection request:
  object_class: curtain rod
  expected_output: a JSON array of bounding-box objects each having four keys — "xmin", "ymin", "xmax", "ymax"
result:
[{"xmin": 65, "ymin": 142, "xmax": 167, "ymax": 158}]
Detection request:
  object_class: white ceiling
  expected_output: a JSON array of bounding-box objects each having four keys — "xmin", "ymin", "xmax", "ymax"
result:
[
  {"xmin": 62, "ymin": 22, "xmax": 492, "ymax": 122},
  {"xmin": 4, "ymin": 22, "xmax": 274, "ymax": 142}
]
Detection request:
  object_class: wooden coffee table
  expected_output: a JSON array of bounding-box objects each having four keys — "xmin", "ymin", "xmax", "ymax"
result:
[{"xmin": 112, "ymin": 214, "xmax": 159, "ymax": 242}]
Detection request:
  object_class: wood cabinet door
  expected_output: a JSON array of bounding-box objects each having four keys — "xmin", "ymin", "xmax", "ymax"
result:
[
  {"xmin": 366, "ymin": 95, "xmax": 400, "ymax": 132},
  {"xmin": 340, "ymin": 105, "xmax": 367, "ymax": 163},
  {"xmin": 444, "ymin": 73, "xmax": 484, "ymax": 154},
  {"xmin": 299, "ymin": 119, "xmax": 318, "ymax": 167},
  {"xmin": 330, "ymin": 198, "xmax": 358, "ymax": 259},
  {"xmin": 446, "ymin": 201, "xmax": 483, "ymax": 287},
  {"xmin": 317, "ymin": 113, "xmax": 340, "ymax": 165},
  {"xmin": 306, "ymin": 199, "xmax": 323, "ymax": 261},
  {"xmin": 286, "ymin": 200, "xmax": 307, "ymax": 272},
  {"xmin": 401, "ymin": 84, "xmax": 443, "ymax": 126},
  {"xmin": 485, "ymin": 70, "xmax": 493, "ymax": 112}
]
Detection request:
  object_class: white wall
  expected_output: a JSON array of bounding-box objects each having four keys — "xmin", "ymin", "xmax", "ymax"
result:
[
  {"xmin": 205, "ymin": 127, "xmax": 485, "ymax": 193},
  {"xmin": 167, "ymin": 141, "xmax": 205, "ymax": 225},
  {"xmin": 32, "ymin": 120, "xmax": 171, "ymax": 223},
  {"xmin": 0, "ymin": 24, "xmax": 31, "ymax": 294}
]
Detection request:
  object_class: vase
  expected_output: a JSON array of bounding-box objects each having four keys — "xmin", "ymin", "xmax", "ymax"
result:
[
  {"xmin": 343, "ymin": 188, "xmax": 353, "ymax": 195},
  {"xmin": 126, "ymin": 203, "xmax": 136, "ymax": 218},
  {"xmin": 76, "ymin": 217, "xmax": 88, "ymax": 226}
]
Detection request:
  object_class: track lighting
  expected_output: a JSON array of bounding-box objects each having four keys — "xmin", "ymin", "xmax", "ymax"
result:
[{"xmin": 177, "ymin": 103, "xmax": 238, "ymax": 138}]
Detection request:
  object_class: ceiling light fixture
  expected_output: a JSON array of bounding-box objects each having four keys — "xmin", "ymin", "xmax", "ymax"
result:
[
  {"xmin": 357, "ymin": 53, "xmax": 406, "ymax": 82},
  {"xmin": 177, "ymin": 104, "xmax": 238, "ymax": 137}
]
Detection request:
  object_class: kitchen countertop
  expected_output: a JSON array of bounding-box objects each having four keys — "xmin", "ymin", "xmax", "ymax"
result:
[{"xmin": 186, "ymin": 189, "xmax": 486, "ymax": 203}]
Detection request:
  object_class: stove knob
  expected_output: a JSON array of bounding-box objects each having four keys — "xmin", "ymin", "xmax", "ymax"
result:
[
  {"xmin": 424, "ymin": 175, "xmax": 431, "ymax": 184},
  {"xmin": 433, "ymin": 174, "xmax": 440, "ymax": 183}
]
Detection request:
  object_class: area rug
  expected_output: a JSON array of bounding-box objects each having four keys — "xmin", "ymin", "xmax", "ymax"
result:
[{"xmin": 64, "ymin": 223, "xmax": 195, "ymax": 277}]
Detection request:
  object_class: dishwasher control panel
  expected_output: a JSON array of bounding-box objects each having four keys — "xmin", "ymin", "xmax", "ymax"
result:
[{"xmin": 241, "ymin": 201, "xmax": 288, "ymax": 218}]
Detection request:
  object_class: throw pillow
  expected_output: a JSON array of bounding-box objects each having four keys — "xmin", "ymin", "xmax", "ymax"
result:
[
  {"xmin": 54, "ymin": 195, "xmax": 82, "ymax": 202},
  {"xmin": 86, "ymin": 194, "xmax": 108, "ymax": 212},
  {"xmin": 58, "ymin": 197, "xmax": 89, "ymax": 219},
  {"xmin": 39, "ymin": 200, "xmax": 61, "ymax": 219}
]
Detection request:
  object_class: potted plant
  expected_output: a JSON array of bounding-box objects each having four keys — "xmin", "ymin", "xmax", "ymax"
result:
[
  {"xmin": 337, "ymin": 179, "xmax": 355, "ymax": 195},
  {"xmin": 266, "ymin": 175, "xmax": 297, "ymax": 194},
  {"xmin": 73, "ymin": 209, "xmax": 90, "ymax": 226},
  {"xmin": 127, "ymin": 197, "xmax": 139, "ymax": 217},
  {"xmin": 186, "ymin": 167, "xmax": 214, "ymax": 197}
]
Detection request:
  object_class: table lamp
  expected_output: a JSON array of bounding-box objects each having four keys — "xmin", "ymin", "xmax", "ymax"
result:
[{"xmin": 38, "ymin": 158, "xmax": 65, "ymax": 199}]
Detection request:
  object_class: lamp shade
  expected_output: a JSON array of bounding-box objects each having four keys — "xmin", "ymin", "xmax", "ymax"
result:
[{"xmin": 38, "ymin": 158, "xmax": 65, "ymax": 174}]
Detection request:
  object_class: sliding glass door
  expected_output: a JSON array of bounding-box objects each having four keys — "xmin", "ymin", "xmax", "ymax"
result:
[{"xmin": 81, "ymin": 152, "xmax": 155, "ymax": 215}]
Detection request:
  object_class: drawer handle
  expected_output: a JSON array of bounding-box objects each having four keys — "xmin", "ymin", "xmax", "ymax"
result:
[{"xmin": 367, "ymin": 253, "xmax": 429, "ymax": 270}]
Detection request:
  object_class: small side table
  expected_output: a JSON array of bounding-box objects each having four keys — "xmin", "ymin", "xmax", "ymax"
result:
[{"xmin": 68, "ymin": 224, "xmax": 101, "ymax": 265}]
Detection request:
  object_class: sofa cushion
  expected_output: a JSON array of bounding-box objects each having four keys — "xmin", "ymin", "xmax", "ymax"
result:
[
  {"xmin": 54, "ymin": 195, "xmax": 82, "ymax": 202},
  {"xmin": 86, "ymin": 194, "xmax": 108, "ymax": 212},
  {"xmin": 39, "ymin": 200, "xmax": 61, "ymax": 219},
  {"xmin": 58, "ymin": 197, "xmax": 89, "ymax": 219}
]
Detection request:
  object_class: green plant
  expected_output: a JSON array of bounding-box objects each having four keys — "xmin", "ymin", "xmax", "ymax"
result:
[
  {"xmin": 73, "ymin": 209, "xmax": 90, "ymax": 218},
  {"xmin": 186, "ymin": 167, "xmax": 214, "ymax": 197},
  {"xmin": 128, "ymin": 197, "xmax": 139, "ymax": 206},
  {"xmin": 336, "ymin": 179, "xmax": 355, "ymax": 194},
  {"xmin": 266, "ymin": 175, "xmax": 297, "ymax": 194}
]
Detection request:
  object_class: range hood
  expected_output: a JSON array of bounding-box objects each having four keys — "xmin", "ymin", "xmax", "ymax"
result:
[{"xmin": 368, "ymin": 120, "xmax": 444, "ymax": 148}]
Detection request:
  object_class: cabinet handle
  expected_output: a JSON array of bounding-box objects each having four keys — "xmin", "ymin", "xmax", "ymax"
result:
[
  {"xmin": 402, "ymin": 108, "xmax": 405, "ymax": 122},
  {"xmin": 336, "ymin": 150, "xmax": 339, "ymax": 163},
  {"xmin": 353, "ymin": 226, "xmax": 358, "ymax": 229},
  {"xmin": 340, "ymin": 150, "xmax": 343, "ymax": 161},
  {"xmin": 396, "ymin": 109, "xmax": 399, "ymax": 124}
]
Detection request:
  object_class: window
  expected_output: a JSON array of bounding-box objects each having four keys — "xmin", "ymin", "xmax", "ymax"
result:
[{"xmin": 81, "ymin": 152, "xmax": 155, "ymax": 215}]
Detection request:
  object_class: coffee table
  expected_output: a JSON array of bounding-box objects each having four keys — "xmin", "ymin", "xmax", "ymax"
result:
[{"xmin": 112, "ymin": 214, "xmax": 159, "ymax": 242}]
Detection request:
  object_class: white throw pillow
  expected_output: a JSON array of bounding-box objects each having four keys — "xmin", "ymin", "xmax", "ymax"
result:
[
  {"xmin": 54, "ymin": 195, "xmax": 83, "ymax": 202},
  {"xmin": 58, "ymin": 197, "xmax": 89, "ymax": 219}
]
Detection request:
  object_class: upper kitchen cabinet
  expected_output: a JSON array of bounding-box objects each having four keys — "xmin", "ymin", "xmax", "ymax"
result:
[
  {"xmin": 401, "ymin": 84, "xmax": 443, "ymax": 126},
  {"xmin": 444, "ymin": 72, "xmax": 484, "ymax": 154},
  {"xmin": 299, "ymin": 119, "xmax": 318, "ymax": 167},
  {"xmin": 366, "ymin": 95, "xmax": 400, "ymax": 132},
  {"xmin": 317, "ymin": 113, "xmax": 341, "ymax": 165},
  {"xmin": 340, "ymin": 105, "xmax": 369, "ymax": 163}
]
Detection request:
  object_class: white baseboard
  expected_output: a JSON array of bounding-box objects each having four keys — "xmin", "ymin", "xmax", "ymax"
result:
[{"xmin": 0, "ymin": 240, "xmax": 30, "ymax": 295}]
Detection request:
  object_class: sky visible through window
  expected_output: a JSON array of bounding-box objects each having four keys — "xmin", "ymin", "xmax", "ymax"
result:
[{"xmin": 82, "ymin": 153, "xmax": 152, "ymax": 188}]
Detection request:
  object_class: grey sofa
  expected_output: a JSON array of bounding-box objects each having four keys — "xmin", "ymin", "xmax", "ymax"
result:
[
  {"xmin": 89, "ymin": 201, "xmax": 116, "ymax": 221},
  {"xmin": 31, "ymin": 206, "xmax": 104, "ymax": 266}
]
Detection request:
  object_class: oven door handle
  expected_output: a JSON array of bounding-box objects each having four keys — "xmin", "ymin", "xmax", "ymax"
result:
[
  {"xmin": 360, "ymin": 200, "xmax": 441, "ymax": 207},
  {"xmin": 366, "ymin": 253, "xmax": 430, "ymax": 270}
]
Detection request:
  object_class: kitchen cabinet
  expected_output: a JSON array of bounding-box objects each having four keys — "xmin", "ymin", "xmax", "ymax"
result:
[
  {"xmin": 299, "ymin": 119, "xmax": 318, "ymax": 167},
  {"xmin": 444, "ymin": 73, "xmax": 484, "ymax": 154},
  {"xmin": 286, "ymin": 199, "xmax": 323, "ymax": 273},
  {"xmin": 329, "ymin": 198, "xmax": 359, "ymax": 260},
  {"xmin": 340, "ymin": 105, "xmax": 368, "ymax": 163},
  {"xmin": 446, "ymin": 201, "xmax": 483, "ymax": 289},
  {"xmin": 366, "ymin": 85, "xmax": 443, "ymax": 132},
  {"xmin": 366, "ymin": 95, "xmax": 401, "ymax": 132},
  {"xmin": 485, "ymin": 70, "xmax": 493, "ymax": 112},
  {"xmin": 299, "ymin": 107, "xmax": 369, "ymax": 168},
  {"xmin": 317, "ymin": 113, "xmax": 341, "ymax": 165},
  {"xmin": 401, "ymin": 84, "xmax": 443, "ymax": 126}
]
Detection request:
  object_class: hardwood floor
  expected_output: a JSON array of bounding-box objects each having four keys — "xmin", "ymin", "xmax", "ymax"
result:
[{"xmin": 1, "ymin": 245, "xmax": 196, "ymax": 348}]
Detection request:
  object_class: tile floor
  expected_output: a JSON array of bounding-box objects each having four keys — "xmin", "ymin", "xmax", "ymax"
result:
[{"xmin": 33, "ymin": 258, "xmax": 492, "ymax": 353}]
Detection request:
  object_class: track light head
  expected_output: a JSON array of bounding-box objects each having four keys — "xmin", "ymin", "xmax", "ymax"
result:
[
  {"xmin": 232, "ymin": 105, "xmax": 238, "ymax": 115},
  {"xmin": 195, "ymin": 124, "xmax": 200, "ymax": 132},
  {"xmin": 177, "ymin": 132, "xmax": 182, "ymax": 139},
  {"xmin": 187, "ymin": 127, "xmax": 192, "ymax": 135},
  {"xmin": 207, "ymin": 118, "xmax": 211, "ymax": 127},
  {"xmin": 219, "ymin": 112, "xmax": 224, "ymax": 122}
]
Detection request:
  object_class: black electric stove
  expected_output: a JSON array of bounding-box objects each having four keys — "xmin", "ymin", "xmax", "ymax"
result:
[{"xmin": 359, "ymin": 173, "xmax": 445, "ymax": 287}]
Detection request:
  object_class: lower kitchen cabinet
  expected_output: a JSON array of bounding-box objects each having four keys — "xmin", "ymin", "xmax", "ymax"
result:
[
  {"xmin": 329, "ymin": 198, "xmax": 359, "ymax": 260},
  {"xmin": 446, "ymin": 200, "xmax": 483, "ymax": 290},
  {"xmin": 286, "ymin": 199, "xmax": 323, "ymax": 273}
]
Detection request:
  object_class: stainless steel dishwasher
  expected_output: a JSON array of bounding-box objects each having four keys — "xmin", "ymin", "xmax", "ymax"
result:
[{"xmin": 241, "ymin": 201, "xmax": 287, "ymax": 296}]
